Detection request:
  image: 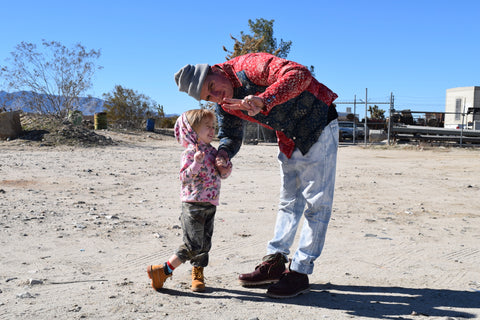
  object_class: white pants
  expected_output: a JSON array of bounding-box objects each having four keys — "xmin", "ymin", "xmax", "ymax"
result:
[{"xmin": 267, "ymin": 119, "xmax": 339, "ymax": 274}]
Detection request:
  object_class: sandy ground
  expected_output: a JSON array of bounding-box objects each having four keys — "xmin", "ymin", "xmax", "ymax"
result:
[{"xmin": 0, "ymin": 131, "xmax": 479, "ymax": 320}]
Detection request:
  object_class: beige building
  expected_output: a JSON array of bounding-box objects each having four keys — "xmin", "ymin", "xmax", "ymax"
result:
[{"xmin": 445, "ymin": 86, "xmax": 480, "ymax": 129}]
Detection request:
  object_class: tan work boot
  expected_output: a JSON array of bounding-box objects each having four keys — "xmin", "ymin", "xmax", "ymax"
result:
[
  {"xmin": 191, "ymin": 266, "xmax": 205, "ymax": 292},
  {"xmin": 147, "ymin": 264, "xmax": 172, "ymax": 291}
]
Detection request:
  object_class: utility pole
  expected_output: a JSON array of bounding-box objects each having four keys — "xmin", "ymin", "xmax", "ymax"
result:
[
  {"xmin": 353, "ymin": 95, "xmax": 357, "ymax": 144},
  {"xmin": 364, "ymin": 88, "xmax": 368, "ymax": 146},
  {"xmin": 460, "ymin": 97, "xmax": 466, "ymax": 146},
  {"xmin": 388, "ymin": 92, "xmax": 394, "ymax": 145},
  {"xmin": 335, "ymin": 90, "xmax": 393, "ymax": 145}
]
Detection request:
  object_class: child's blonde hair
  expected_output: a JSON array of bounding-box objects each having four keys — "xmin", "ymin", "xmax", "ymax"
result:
[{"xmin": 185, "ymin": 109, "xmax": 216, "ymax": 132}]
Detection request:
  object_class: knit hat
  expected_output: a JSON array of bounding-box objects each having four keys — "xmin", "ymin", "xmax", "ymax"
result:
[{"xmin": 174, "ymin": 64, "xmax": 210, "ymax": 101}]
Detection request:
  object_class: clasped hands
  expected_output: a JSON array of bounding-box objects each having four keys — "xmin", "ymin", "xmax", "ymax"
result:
[
  {"xmin": 222, "ymin": 95, "xmax": 264, "ymax": 116},
  {"xmin": 215, "ymin": 149, "xmax": 231, "ymax": 178}
]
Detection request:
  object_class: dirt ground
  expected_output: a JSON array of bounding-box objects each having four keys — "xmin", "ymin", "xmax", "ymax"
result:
[{"xmin": 1, "ymin": 130, "xmax": 479, "ymax": 319}]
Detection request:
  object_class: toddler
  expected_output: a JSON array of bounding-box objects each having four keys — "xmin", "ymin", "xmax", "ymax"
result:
[{"xmin": 147, "ymin": 109, "xmax": 232, "ymax": 292}]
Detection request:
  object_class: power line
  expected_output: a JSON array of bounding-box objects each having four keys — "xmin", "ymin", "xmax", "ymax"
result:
[{"xmin": 335, "ymin": 101, "xmax": 391, "ymax": 105}]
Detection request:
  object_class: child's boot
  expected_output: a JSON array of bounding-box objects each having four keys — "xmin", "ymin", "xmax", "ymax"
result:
[
  {"xmin": 191, "ymin": 266, "xmax": 205, "ymax": 292},
  {"xmin": 147, "ymin": 264, "xmax": 172, "ymax": 291}
]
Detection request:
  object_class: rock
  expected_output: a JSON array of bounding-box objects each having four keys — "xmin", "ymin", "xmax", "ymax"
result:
[
  {"xmin": 68, "ymin": 305, "xmax": 82, "ymax": 312},
  {"xmin": 17, "ymin": 291, "xmax": 36, "ymax": 299},
  {"xmin": 29, "ymin": 279, "xmax": 44, "ymax": 286},
  {"xmin": 0, "ymin": 111, "xmax": 22, "ymax": 140}
]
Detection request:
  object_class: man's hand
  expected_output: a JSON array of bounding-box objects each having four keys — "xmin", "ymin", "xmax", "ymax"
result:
[{"xmin": 222, "ymin": 95, "xmax": 264, "ymax": 116}]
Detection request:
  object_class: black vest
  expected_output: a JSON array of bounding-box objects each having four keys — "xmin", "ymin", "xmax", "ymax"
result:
[{"xmin": 233, "ymin": 71, "xmax": 337, "ymax": 155}]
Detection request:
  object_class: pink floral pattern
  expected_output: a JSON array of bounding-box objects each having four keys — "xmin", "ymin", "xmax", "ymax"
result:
[{"xmin": 174, "ymin": 113, "xmax": 230, "ymax": 206}]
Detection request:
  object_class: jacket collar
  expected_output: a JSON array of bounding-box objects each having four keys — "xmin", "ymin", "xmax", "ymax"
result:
[{"xmin": 213, "ymin": 63, "xmax": 242, "ymax": 88}]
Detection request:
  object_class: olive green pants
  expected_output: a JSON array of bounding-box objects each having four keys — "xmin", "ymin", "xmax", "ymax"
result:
[{"xmin": 176, "ymin": 202, "xmax": 216, "ymax": 267}]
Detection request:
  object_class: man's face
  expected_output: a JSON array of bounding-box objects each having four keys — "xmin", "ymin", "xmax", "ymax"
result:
[{"xmin": 200, "ymin": 70, "xmax": 234, "ymax": 104}]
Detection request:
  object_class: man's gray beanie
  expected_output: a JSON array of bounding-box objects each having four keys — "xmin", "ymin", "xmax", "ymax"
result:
[{"xmin": 174, "ymin": 64, "xmax": 210, "ymax": 101}]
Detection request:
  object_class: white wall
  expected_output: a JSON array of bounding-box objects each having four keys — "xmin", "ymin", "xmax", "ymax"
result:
[{"xmin": 445, "ymin": 86, "xmax": 480, "ymax": 129}]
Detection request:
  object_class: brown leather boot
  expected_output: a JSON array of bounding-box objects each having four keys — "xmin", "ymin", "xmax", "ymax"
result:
[
  {"xmin": 147, "ymin": 264, "xmax": 172, "ymax": 291},
  {"xmin": 238, "ymin": 253, "xmax": 287, "ymax": 286},
  {"xmin": 267, "ymin": 267, "xmax": 310, "ymax": 298},
  {"xmin": 191, "ymin": 266, "xmax": 205, "ymax": 292}
]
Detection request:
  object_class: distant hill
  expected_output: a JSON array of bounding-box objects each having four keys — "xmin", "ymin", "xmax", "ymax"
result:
[
  {"xmin": 1, "ymin": 91, "xmax": 179, "ymax": 117},
  {"xmin": 0, "ymin": 91, "xmax": 105, "ymax": 115}
]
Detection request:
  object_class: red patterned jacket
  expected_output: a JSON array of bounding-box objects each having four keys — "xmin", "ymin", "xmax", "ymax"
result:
[{"xmin": 214, "ymin": 52, "xmax": 338, "ymax": 158}]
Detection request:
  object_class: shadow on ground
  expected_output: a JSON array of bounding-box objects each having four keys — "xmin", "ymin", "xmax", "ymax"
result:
[{"xmin": 157, "ymin": 283, "xmax": 479, "ymax": 319}]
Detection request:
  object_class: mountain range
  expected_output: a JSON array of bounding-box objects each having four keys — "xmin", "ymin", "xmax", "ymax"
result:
[
  {"xmin": 0, "ymin": 91, "xmax": 105, "ymax": 115},
  {"xmin": 0, "ymin": 91, "xmax": 178, "ymax": 117}
]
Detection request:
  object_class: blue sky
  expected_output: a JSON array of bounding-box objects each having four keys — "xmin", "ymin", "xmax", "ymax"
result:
[{"xmin": 1, "ymin": 0, "xmax": 479, "ymax": 116}]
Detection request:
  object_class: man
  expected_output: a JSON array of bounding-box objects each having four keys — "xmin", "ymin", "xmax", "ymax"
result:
[{"xmin": 174, "ymin": 52, "xmax": 339, "ymax": 298}]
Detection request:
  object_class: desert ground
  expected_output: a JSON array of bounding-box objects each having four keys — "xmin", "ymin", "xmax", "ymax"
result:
[{"xmin": 0, "ymin": 130, "xmax": 479, "ymax": 320}]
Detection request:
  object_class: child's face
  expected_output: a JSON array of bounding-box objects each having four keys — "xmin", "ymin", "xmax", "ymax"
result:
[{"xmin": 196, "ymin": 117, "xmax": 215, "ymax": 144}]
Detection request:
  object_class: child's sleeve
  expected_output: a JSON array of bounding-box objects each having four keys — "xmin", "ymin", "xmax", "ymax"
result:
[{"xmin": 179, "ymin": 149, "xmax": 202, "ymax": 181}]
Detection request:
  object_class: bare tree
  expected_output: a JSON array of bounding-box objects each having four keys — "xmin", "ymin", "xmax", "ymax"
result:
[{"xmin": 0, "ymin": 40, "xmax": 102, "ymax": 118}]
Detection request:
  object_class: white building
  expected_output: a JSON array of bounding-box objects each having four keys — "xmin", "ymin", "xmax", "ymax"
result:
[{"xmin": 445, "ymin": 86, "xmax": 480, "ymax": 129}]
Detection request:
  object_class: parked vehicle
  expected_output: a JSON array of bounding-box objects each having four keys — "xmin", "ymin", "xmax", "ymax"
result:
[
  {"xmin": 356, "ymin": 123, "xmax": 370, "ymax": 138},
  {"xmin": 338, "ymin": 121, "xmax": 368, "ymax": 141}
]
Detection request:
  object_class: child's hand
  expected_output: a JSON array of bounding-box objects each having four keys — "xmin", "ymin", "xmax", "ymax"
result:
[
  {"xmin": 215, "ymin": 156, "xmax": 227, "ymax": 168},
  {"xmin": 216, "ymin": 157, "xmax": 232, "ymax": 178},
  {"xmin": 215, "ymin": 149, "xmax": 229, "ymax": 166},
  {"xmin": 194, "ymin": 145, "xmax": 205, "ymax": 163},
  {"xmin": 217, "ymin": 163, "xmax": 231, "ymax": 178},
  {"xmin": 215, "ymin": 149, "xmax": 231, "ymax": 178},
  {"xmin": 194, "ymin": 150, "xmax": 205, "ymax": 163}
]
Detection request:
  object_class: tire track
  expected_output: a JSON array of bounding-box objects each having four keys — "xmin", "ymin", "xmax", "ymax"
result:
[
  {"xmin": 122, "ymin": 247, "xmax": 174, "ymax": 272},
  {"xmin": 378, "ymin": 243, "xmax": 426, "ymax": 268},
  {"xmin": 442, "ymin": 247, "xmax": 479, "ymax": 263}
]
